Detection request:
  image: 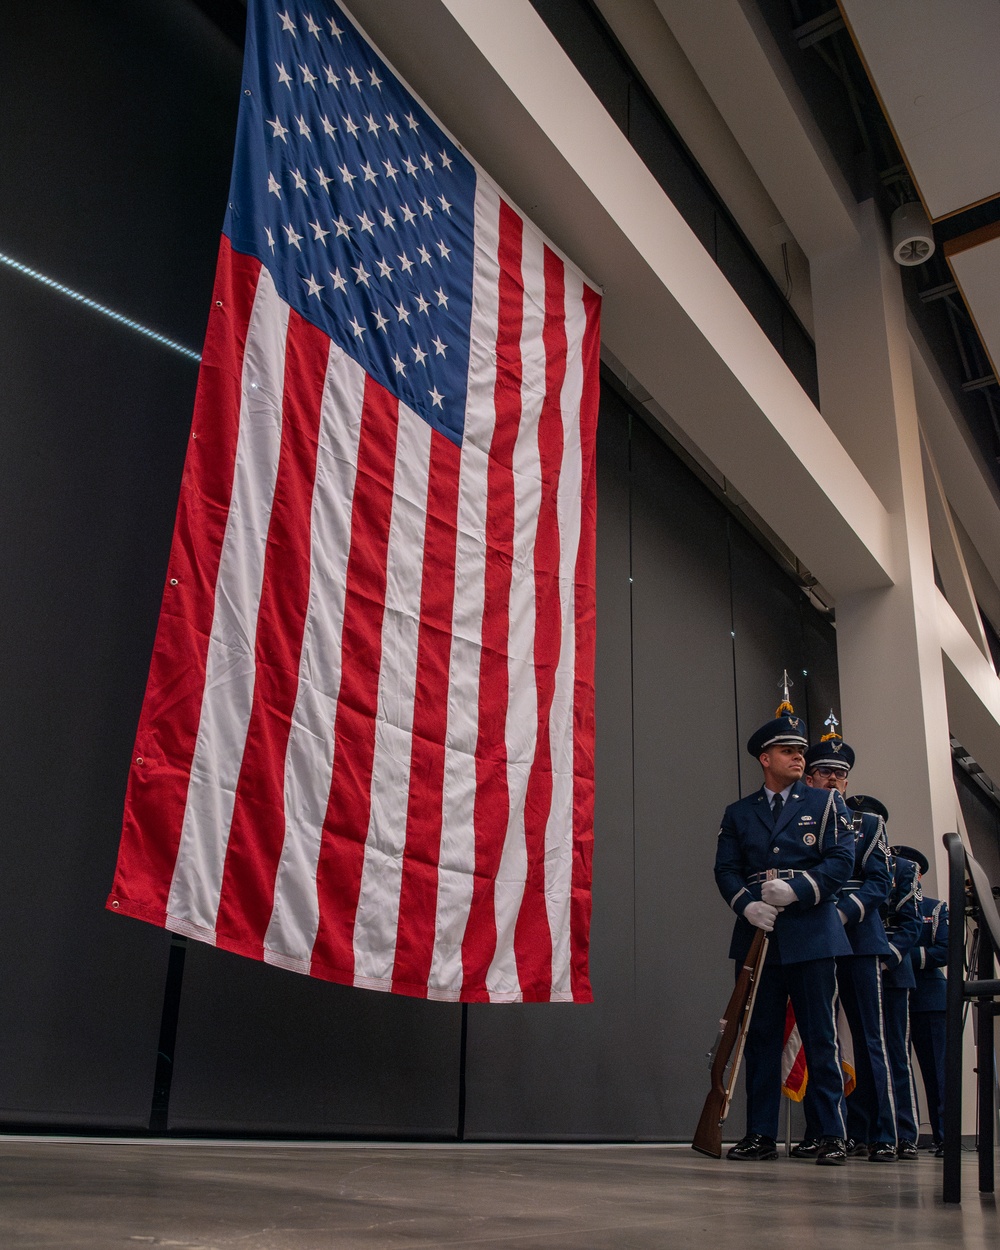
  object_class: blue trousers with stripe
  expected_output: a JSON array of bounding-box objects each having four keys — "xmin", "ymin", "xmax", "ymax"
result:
[
  {"xmin": 743, "ymin": 956, "xmax": 845, "ymax": 1140},
  {"xmin": 841, "ymin": 957, "xmax": 897, "ymax": 1145},
  {"xmin": 884, "ymin": 985, "xmax": 919, "ymax": 1141},
  {"xmin": 910, "ymin": 1011, "xmax": 946, "ymax": 1143},
  {"xmin": 802, "ymin": 956, "xmax": 896, "ymax": 1145}
]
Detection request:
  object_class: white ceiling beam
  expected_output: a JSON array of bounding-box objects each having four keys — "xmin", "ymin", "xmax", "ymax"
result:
[
  {"xmin": 908, "ymin": 325, "xmax": 1000, "ymax": 596},
  {"xmin": 344, "ymin": 0, "xmax": 893, "ymax": 597},
  {"xmin": 938, "ymin": 590, "xmax": 1000, "ymax": 787},
  {"xmin": 652, "ymin": 0, "xmax": 859, "ymax": 258}
]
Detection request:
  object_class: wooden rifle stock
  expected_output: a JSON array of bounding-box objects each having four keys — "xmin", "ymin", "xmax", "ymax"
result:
[{"xmin": 691, "ymin": 929, "xmax": 769, "ymax": 1158}]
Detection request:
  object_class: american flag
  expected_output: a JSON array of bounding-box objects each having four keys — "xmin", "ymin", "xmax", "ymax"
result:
[{"xmin": 107, "ymin": 0, "xmax": 600, "ymax": 1003}]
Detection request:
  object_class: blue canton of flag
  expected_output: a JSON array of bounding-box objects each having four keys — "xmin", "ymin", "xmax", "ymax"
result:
[{"xmin": 225, "ymin": 1, "xmax": 476, "ymax": 444}]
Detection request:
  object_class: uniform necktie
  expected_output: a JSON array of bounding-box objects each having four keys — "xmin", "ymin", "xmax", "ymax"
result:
[{"xmin": 771, "ymin": 793, "xmax": 783, "ymax": 821}]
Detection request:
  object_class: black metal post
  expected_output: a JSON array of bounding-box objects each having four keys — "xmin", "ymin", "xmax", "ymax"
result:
[
  {"xmin": 977, "ymin": 935, "xmax": 996, "ymax": 1193},
  {"xmin": 943, "ymin": 832, "xmax": 966, "ymax": 1204},
  {"xmin": 149, "ymin": 934, "xmax": 188, "ymax": 1134},
  {"xmin": 456, "ymin": 1002, "xmax": 469, "ymax": 1141}
]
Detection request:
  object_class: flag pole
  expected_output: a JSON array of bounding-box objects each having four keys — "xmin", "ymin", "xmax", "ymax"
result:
[{"xmin": 784, "ymin": 1092, "xmax": 792, "ymax": 1157}]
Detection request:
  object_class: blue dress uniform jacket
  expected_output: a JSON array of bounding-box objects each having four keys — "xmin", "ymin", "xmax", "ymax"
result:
[
  {"xmin": 882, "ymin": 856, "xmax": 923, "ymax": 989},
  {"xmin": 715, "ymin": 781, "xmax": 855, "ymax": 965},
  {"xmin": 911, "ymin": 897, "xmax": 949, "ymax": 1012},
  {"xmin": 839, "ymin": 810, "xmax": 892, "ymax": 956}
]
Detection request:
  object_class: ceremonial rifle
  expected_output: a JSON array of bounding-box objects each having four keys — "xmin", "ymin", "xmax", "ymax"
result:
[{"xmin": 691, "ymin": 928, "xmax": 769, "ymax": 1158}]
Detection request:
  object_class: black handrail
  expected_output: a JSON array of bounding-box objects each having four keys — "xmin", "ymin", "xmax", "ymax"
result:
[
  {"xmin": 942, "ymin": 830, "xmax": 1000, "ymax": 1204},
  {"xmin": 943, "ymin": 831, "xmax": 965, "ymax": 1203}
]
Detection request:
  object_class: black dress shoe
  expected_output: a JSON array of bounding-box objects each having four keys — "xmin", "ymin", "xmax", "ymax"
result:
[
  {"xmin": 897, "ymin": 1139, "xmax": 919, "ymax": 1160},
  {"xmin": 845, "ymin": 1138, "xmax": 868, "ymax": 1157},
  {"xmin": 789, "ymin": 1138, "xmax": 820, "ymax": 1159},
  {"xmin": 868, "ymin": 1142, "xmax": 897, "ymax": 1162},
  {"xmin": 934, "ymin": 1142, "xmax": 945, "ymax": 1159},
  {"xmin": 816, "ymin": 1137, "xmax": 847, "ymax": 1165},
  {"xmin": 727, "ymin": 1133, "xmax": 779, "ymax": 1161}
]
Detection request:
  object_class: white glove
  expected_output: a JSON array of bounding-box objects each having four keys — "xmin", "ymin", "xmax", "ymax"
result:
[
  {"xmin": 744, "ymin": 901, "xmax": 780, "ymax": 932},
  {"xmin": 761, "ymin": 879, "xmax": 796, "ymax": 907},
  {"xmin": 837, "ymin": 908, "xmax": 848, "ymax": 925}
]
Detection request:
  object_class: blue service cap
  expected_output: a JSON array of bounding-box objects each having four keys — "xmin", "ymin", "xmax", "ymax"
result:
[
  {"xmin": 746, "ymin": 714, "xmax": 808, "ymax": 759},
  {"xmin": 890, "ymin": 844, "xmax": 930, "ymax": 875},
  {"xmin": 804, "ymin": 738, "xmax": 855, "ymax": 771},
  {"xmin": 846, "ymin": 794, "xmax": 889, "ymax": 822}
]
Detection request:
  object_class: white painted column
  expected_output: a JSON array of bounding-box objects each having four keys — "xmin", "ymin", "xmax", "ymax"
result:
[
  {"xmin": 811, "ymin": 200, "xmax": 956, "ymax": 888},
  {"xmin": 812, "ymin": 199, "xmax": 976, "ymax": 1138}
]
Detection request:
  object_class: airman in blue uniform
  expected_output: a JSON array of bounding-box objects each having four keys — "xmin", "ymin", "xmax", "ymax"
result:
[
  {"xmin": 894, "ymin": 845, "xmax": 948, "ymax": 1155},
  {"xmin": 714, "ymin": 692, "xmax": 855, "ymax": 1164},
  {"xmin": 859, "ymin": 816, "xmax": 923, "ymax": 1159},
  {"xmin": 790, "ymin": 720, "xmax": 896, "ymax": 1163}
]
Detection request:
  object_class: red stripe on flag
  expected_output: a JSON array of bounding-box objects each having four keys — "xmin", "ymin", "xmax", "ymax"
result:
[
  {"xmin": 570, "ymin": 282, "xmax": 601, "ymax": 1003},
  {"xmin": 310, "ymin": 375, "xmax": 400, "ymax": 982},
  {"xmin": 461, "ymin": 200, "xmax": 525, "ymax": 1000},
  {"xmin": 390, "ymin": 430, "xmax": 462, "ymax": 997},
  {"xmin": 213, "ymin": 312, "xmax": 329, "ymax": 958},
  {"xmin": 107, "ymin": 238, "xmax": 261, "ymax": 926},
  {"xmin": 514, "ymin": 246, "xmax": 568, "ymax": 1001}
]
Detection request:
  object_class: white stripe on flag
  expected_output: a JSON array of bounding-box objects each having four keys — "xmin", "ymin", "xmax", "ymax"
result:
[
  {"xmin": 485, "ymin": 223, "xmax": 546, "ymax": 1002},
  {"xmin": 264, "ymin": 342, "xmax": 365, "ymax": 971},
  {"xmin": 166, "ymin": 268, "xmax": 289, "ymax": 939},
  {"xmin": 546, "ymin": 267, "xmax": 586, "ymax": 1000},
  {"xmin": 352, "ymin": 401, "xmax": 433, "ymax": 987},
  {"xmin": 427, "ymin": 180, "xmax": 501, "ymax": 1001}
]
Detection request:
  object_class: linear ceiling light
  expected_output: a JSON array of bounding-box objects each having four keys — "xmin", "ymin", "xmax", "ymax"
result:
[{"xmin": 0, "ymin": 251, "xmax": 201, "ymax": 362}]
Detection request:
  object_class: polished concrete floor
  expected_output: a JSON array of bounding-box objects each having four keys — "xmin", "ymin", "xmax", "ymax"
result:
[{"xmin": 0, "ymin": 1138, "xmax": 996, "ymax": 1249}]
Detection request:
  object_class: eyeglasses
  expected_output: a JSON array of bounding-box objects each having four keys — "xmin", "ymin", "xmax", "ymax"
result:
[{"xmin": 810, "ymin": 766, "xmax": 849, "ymax": 779}]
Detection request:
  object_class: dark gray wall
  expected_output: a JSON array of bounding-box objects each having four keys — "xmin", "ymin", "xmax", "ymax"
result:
[
  {"xmin": 1, "ymin": 0, "xmax": 840, "ymax": 1138},
  {"xmin": 463, "ymin": 395, "xmax": 837, "ymax": 1141},
  {"xmin": 0, "ymin": 0, "xmax": 241, "ymax": 1129}
]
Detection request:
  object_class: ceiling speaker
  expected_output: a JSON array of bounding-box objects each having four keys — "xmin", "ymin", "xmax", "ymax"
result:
[{"xmin": 891, "ymin": 201, "xmax": 935, "ymax": 266}]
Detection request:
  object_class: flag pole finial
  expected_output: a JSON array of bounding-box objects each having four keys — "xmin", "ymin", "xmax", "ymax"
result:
[
  {"xmin": 821, "ymin": 708, "xmax": 842, "ymax": 742},
  {"xmin": 775, "ymin": 669, "xmax": 795, "ymax": 718}
]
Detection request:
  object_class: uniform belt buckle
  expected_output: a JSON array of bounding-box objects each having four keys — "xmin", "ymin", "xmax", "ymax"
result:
[{"xmin": 765, "ymin": 869, "xmax": 778, "ymax": 881}]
